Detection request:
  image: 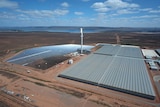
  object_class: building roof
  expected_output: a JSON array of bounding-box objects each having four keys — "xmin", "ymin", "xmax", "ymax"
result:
[
  {"xmin": 94, "ymin": 44, "xmax": 120, "ymax": 56},
  {"xmin": 117, "ymin": 46, "xmax": 144, "ymax": 58},
  {"xmin": 59, "ymin": 44, "xmax": 155, "ymax": 99},
  {"xmin": 95, "ymin": 44, "xmax": 144, "ymax": 58},
  {"xmin": 142, "ymin": 49, "xmax": 159, "ymax": 57}
]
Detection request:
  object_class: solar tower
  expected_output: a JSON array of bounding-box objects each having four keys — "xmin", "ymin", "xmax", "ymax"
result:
[{"xmin": 80, "ymin": 28, "xmax": 83, "ymax": 54}]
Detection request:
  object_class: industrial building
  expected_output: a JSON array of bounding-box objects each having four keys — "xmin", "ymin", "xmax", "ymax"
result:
[
  {"xmin": 141, "ymin": 49, "xmax": 160, "ymax": 70},
  {"xmin": 58, "ymin": 44, "xmax": 156, "ymax": 100},
  {"xmin": 142, "ymin": 49, "xmax": 159, "ymax": 58}
]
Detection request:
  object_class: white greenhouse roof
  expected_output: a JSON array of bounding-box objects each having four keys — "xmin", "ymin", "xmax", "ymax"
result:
[
  {"xmin": 59, "ymin": 44, "xmax": 155, "ymax": 99},
  {"xmin": 95, "ymin": 44, "xmax": 144, "ymax": 58}
]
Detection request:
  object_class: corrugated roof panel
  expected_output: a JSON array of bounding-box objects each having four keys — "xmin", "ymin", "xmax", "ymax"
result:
[
  {"xmin": 117, "ymin": 47, "xmax": 143, "ymax": 58},
  {"xmin": 60, "ymin": 54, "xmax": 113, "ymax": 83},
  {"xmin": 94, "ymin": 44, "xmax": 120, "ymax": 55},
  {"xmin": 100, "ymin": 57, "xmax": 155, "ymax": 96}
]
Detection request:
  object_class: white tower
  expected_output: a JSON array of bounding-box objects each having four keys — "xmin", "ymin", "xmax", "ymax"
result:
[{"xmin": 80, "ymin": 28, "xmax": 83, "ymax": 54}]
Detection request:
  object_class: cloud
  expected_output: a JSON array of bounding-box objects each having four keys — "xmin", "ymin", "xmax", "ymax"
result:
[
  {"xmin": 74, "ymin": 12, "xmax": 84, "ymax": 15},
  {"xmin": 17, "ymin": 9, "xmax": 69, "ymax": 17},
  {"xmin": 61, "ymin": 2, "xmax": 69, "ymax": 8},
  {"xmin": 54, "ymin": 9, "xmax": 69, "ymax": 15},
  {"xmin": 0, "ymin": 0, "xmax": 18, "ymax": 8},
  {"xmin": 91, "ymin": 2, "xmax": 106, "ymax": 9},
  {"xmin": 139, "ymin": 8, "xmax": 152, "ymax": 12},
  {"xmin": 0, "ymin": 11, "xmax": 16, "ymax": 19},
  {"xmin": 149, "ymin": 10, "xmax": 160, "ymax": 13},
  {"xmin": 0, "ymin": 11, "xmax": 30, "ymax": 21},
  {"xmin": 91, "ymin": 2, "xmax": 109, "ymax": 12},
  {"xmin": 131, "ymin": 15, "xmax": 159, "ymax": 19},
  {"xmin": 18, "ymin": 14, "xmax": 30, "ymax": 21},
  {"xmin": 91, "ymin": 0, "xmax": 139, "ymax": 13},
  {"xmin": 95, "ymin": 7, "xmax": 109, "ymax": 12},
  {"xmin": 104, "ymin": 0, "xmax": 139, "ymax": 9},
  {"xmin": 117, "ymin": 9, "xmax": 137, "ymax": 14},
  {"xmin": 137, "ymin": 8, "xmax": 160, "ymax": 14}
]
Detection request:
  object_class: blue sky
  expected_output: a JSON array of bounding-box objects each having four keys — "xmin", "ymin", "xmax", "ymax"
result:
[{"xmin": 0, "ymin": 0, "xmax": 160, "ymax": 27}]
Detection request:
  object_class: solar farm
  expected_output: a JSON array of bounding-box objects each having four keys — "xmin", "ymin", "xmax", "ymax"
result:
[{"xmin": 59, "ymin": 44, "xmax": 156, "ymax": 100}]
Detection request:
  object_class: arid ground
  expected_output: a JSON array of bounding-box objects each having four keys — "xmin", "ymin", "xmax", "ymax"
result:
[
  {"xmin": 0, "ymin": 32, "xmax": 160, "ymax": 56},
  {"xmin": 0, "ymin": 32, "xmax": 160, "ymax": 107}
]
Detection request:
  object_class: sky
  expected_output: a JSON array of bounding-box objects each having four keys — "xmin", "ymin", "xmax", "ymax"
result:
[{"xmin": 0, "ymin": 0, "xmax": 160, "ymax": 27}]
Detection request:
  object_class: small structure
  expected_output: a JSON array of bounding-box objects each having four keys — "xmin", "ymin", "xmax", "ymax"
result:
[
  {"xmin": 142, "ymin": 49, "xmax": 159, "ymax": 58},
  {"xmin": 7, "ymin": 91, "xmax": 14, "ymax": 95},
  {"xmin": 70, "ymin": 52, "xmax": 79, "ymax": 56},
  {"xmin": 1, "ymin": 88, "xmax": 14, "ymax": 95},
  {"xmin": 148, "ymin": 61, "xmax": 159, "ymax": 70},
  {"xmin": 68, "ymin": 59, "xmax": 73, "ymax": 64},
  {"xmin": 150, "ymin": 66, "xmax": 159, "ymax": 70},
  {"xmin": 27, "ymin": 70, "xmax": 31, "ymax": 73},
  {"xmin": 148, "ymin": 61, "xmax": 156, "ymax": 66},
  {"xmin": 24, "ymin": 95, "xmax": 31, "ymax": 101}
]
